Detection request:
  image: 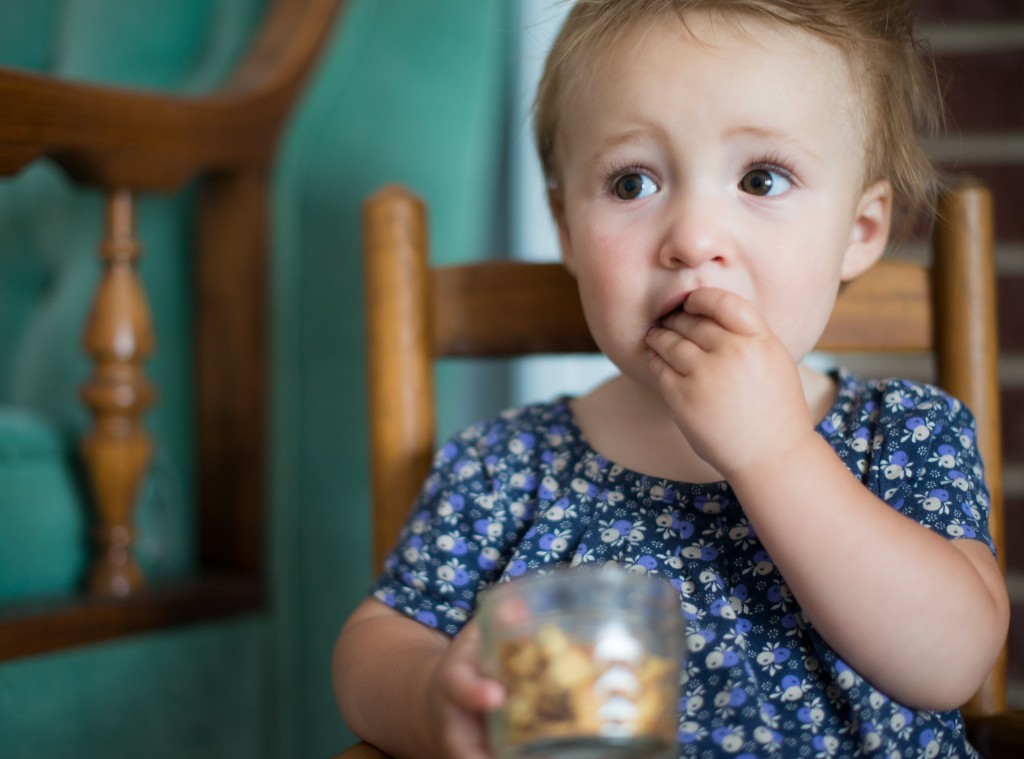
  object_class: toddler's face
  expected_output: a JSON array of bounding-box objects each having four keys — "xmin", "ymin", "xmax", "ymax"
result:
[{"xmin": 551, "ymin": 10, "xmax": 891, "ymax": 387}]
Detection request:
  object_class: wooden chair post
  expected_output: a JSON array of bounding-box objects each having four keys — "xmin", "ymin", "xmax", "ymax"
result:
[
  {"xmin": 363, "ymin": 186, "xmax": 436, "ymax": 573},
  {"xmin": 932, "ymin": 181, "xmax": 1006, "ymax": 717},
  {"xmin": 79, "ymin": 188, "xmax": 155, "ymax": 597}
]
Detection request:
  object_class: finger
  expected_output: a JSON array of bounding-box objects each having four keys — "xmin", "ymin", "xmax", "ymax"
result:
[
  {"xmin": 646, "ymin": 346, "xmax": 677, "ymax": 385},
  {"xmin": 439, "ymin": 702, "xmax": 495, "ymax": 759},
  {"xmin": 443, "ymin": 625, "xmax": 505, "ymax": 712},
  {"xmin": 682, "ymin": 288, "xmax": 763, "ymax": 337},
  {"xmin": 438, "ymin": 623, "xmax": 501, "ymax": 759},
  {"xmin": 445, "ymin": 658, "xmax": 505, "ymax": 712},
  {"xmin": 646, "ymin": 326, "xmax": 704, "ymax": 374},
  {"xmin": 658, "ymin": 308, "xmax": 726, "ymax": 352},
  {"xmin": 489, "ymin": 594, "xmax": 532, "ymax": 628}
]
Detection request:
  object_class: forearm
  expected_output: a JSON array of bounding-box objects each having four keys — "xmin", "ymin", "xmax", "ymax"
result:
[
  {"xmin": 333, "ymin": 599, "xmax": 447, "ymax": 758},
  {"xmin": 728, "ymin": 433, "xmax": 1008, "ymax": 710}
]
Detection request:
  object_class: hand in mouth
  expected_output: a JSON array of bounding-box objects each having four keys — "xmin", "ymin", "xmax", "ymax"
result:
[{"xmin": 655, "ymin": 292, "xmax": 692, "ymax": 327}]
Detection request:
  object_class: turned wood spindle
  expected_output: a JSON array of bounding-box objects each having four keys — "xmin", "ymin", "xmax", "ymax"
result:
[{"xmin": 80, "ymin": 188, "xmax": 156, "ymax": 598}]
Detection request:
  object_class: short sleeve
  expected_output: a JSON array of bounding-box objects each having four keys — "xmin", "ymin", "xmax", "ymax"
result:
[
  {"xmin": 867, "ymin": 381, "xmax": 994, "ymax": 556},
  {"xmin": 370, "ymin": 415, "xmax": 543, "ymax": 636}
]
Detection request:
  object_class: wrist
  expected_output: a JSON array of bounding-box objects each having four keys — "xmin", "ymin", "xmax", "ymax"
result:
[
  {"xmin": 415, "ymin": 652, "xmax": 452, "ymax": 755},
  {"xmin": 723, "ymin": 426, "xmax": 821, "ymax": 490}
]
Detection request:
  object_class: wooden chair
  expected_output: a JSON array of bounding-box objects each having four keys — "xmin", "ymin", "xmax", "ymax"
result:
[
  {"xmin": 337, "ymin": 179, "xmax": 1020, "ymax": 758},
  {"xmin": 0, "ymin": 0, "xmax": 344, "ymax": 658}
]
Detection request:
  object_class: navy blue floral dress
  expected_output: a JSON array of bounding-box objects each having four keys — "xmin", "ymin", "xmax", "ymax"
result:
[{"xmin": 372, "ymin": 370, "xmax": 993, "ymax": 757}]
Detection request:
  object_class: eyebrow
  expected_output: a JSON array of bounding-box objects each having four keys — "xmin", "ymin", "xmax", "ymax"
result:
[
  {"xmin": 723, "ymin": 125, "xmax": 824, "ymax": 164},
  {"xmin": 583, "ymin": 123, "xmax": 825, "ymax": 168},
  {"xmin": 585, "ymin": 124, "xmax": 670, "ymax": 167}
]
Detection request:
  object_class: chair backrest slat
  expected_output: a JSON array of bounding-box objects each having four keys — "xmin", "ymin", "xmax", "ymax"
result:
[{"xmin": 432, "ymin": 262, "xmax": 596, "ymax": 357}]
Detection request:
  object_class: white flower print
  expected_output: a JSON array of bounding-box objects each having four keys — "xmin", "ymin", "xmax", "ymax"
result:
[
  {"xmin": 728, "ymin": 520, "xmax": 758, "ymax": 550},
  {"xmin": 881, "ymin": 451, "xmax": 912, "ymax": 481},
  {"xmin": 542, "ymin": 497, "xmax": 577, "ymax": 521},
  {"xmin": 771, "ymin": 674, "xmax": 811, "ymax": 703},
  {"xmin": 928, "ymin": 443, "xmax": 958, "ymax": 469},
  {"xmin": 435, "ymin": 558, "xmax": 469, "ymax": 594},
  {"xmin": 713, "ymin": 684, "xmax": 748, "ymax": 720},
  {"xmin": 454, "ymin": 458, "xmax": 481, "ymax": 481},
  {"xmin": 915, "ymin": 487, "xmax": 950, "ymax": 514},
  {"xmin": 753, "ymin": 723, "xmax": 784, "ymax": 750},
  {"xmin": 656, "ymin": 548, "xmax": 684, "ymax": 570},
  {"xmin": 741, "ymin": 549, "xmax": 774, "ymax": 577},
  {"xmin": 699, "ymin": 569, "xmax": 725, "ymax": 592},
  {"xmin": 901, "ymin": 416, "xmax": 933, "ymax": 444},
  {"xmin": 597, "ymin": 517, "xmax": 634, "ymax": 546},
  {"xmin": 797, "ymin": 697, "xmax": 827, "ymax": 731},
  {"xmin": 767, "ymin": 582, "xmax": 794, "ymax": 612},
  {"xmin": 683, "ymin": 680, "xmax": 707, "ymax": 715},
  {"xmin": 407, "ymin": 568, "xmax": 428, "ymax": 591},
  {"xmin": 374, "ymin": 376, "xmax": 987, "ymax": 757},
  {"xmin": 570, "ymin": 476, "xmax": 597, "ymax": 496},
  {"xmin": 678, "ymin": 719, "xmax": 708, "ymax": 746},
  {"xmin": 946, "ymin": 469, "xmax": 970, "ymax": 492},
  {"xmin": 508, "ymin": 500, "xmax": 530, "ymax": 519},
  {"xmin": 757, "ymin": 642, "xmax": 792, "ymax": 676},
  {"xmin": 812, "ymin": 733, "xmax": 842, "ymax": 757},
  {"xmin": 536, "ymin": 528, "xmax": 573, "ymax": 559},
  {"xmin": 884, "ymin": 388, "xmax": 915, "ymax": 413},
  {"xmin": 710, "ymin": 724, "xmax": 746, "ymax": 754}
]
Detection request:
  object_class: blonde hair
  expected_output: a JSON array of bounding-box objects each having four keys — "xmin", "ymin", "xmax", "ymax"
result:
[{"xmin": 534, "ymin": 0, "xmax": 943, "ymax": 240}]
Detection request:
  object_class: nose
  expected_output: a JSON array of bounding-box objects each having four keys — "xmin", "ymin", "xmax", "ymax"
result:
[{"xmin": 658, "ymin": 191, "xmax": 732, "ymax": 270}]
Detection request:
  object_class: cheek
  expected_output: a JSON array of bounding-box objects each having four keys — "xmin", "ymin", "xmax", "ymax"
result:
[
  {"xmin": 571, "ymin": 230, "xmax": 638, "ymax": 297},
  {"xmin": 751, "ymin": 241, "xmax": 845, "ymax": 357},
  {"xmin": 571, "ymin": 250, "xmax": 646, "ymax": 356}
]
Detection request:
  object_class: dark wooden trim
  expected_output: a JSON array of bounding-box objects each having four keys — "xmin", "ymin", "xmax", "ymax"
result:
[
  {"xmin": 332, "ymin": 742, "xmax": 393, "ymax": 759},
  {"xmin": 0, "ymin": 0, "xmax": 346, "ymax": 190},
  {"xmin": 196, "ymin": 169, "xmax": 268, "ymax": 575},
  {"xmin": 964, "ymin": 712, "xmax": 1024, "ymax": 759},
  {"xmin": 0, "ymin": 575, "xmax": 264, "ymax": 662}
]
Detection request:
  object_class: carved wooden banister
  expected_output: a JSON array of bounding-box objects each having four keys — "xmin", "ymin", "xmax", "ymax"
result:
[
  {"xmin": 79, "ymin": 189, "xmax": 154, "ymax": 597},
  {"xmin": 0, "ymin": 0, "xmax": 344, "ymax": 188},
  {"xmin": 0, "ymin": 0, "xmax": 346, "ymax": 658}
]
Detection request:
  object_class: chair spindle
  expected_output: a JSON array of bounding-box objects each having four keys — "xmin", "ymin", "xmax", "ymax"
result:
[{"xmin": 79, "ymin": 187, "xmax": 156, "ymax": 597}]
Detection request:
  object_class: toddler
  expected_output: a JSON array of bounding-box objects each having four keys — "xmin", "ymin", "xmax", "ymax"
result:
[{"xmin": 333, "ymin": 1, "xmax": 1010, "ymax": 757}]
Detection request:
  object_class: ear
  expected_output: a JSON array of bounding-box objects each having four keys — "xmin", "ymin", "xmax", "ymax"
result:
[
  {"xmin": 840, "ymin": 180, "xmax": 893, "ymax": 282},
  {"xmin": 549, "ymin": 187, "xmax": 576, "ymax": 276}
]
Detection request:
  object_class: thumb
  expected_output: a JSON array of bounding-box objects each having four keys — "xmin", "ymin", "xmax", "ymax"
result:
[{"xmin": 442, "ymin": 623, "xmax": 505, "ymax": 712}]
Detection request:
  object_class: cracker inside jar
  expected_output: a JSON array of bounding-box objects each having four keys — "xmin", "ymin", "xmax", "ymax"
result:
[{"xmin": 496, "ymin": 622, "xmax": 678, "ymax": 748}]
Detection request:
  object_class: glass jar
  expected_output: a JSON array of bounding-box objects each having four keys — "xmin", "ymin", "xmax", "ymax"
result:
[{"xmin": 478, "ymin": 565, "xmax": 684, "ymax": 759}]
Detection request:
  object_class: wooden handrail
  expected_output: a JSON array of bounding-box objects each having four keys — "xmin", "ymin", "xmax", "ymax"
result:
[{"xmin": 0, "ymin": 0, "xmax": 344, "ymax": 189}]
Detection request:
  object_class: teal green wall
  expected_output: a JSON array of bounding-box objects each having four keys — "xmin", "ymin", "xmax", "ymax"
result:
[
  {"xmin": 273, "ymin": 1, "xmax": 509, "ymax": 753},
  {"xmin": 0, "ymin": 1, "xmax": 511, "ymax": 757},
  {"xmin": 0, "ymin": 616, "xmax": 273, "ymax": 759}
]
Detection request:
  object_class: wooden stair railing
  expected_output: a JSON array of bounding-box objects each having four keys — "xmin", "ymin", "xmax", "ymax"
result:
[{"xmin": 0, "ymin": 0, "xmax": 346, "ymax": 660}]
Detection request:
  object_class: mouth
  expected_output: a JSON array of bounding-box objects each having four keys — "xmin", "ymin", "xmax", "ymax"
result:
[{"xmin": 655, "ymin": 292, "xmax": 691, "ymax": 326}]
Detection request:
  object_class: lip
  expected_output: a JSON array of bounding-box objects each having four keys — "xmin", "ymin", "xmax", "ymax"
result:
[{"xmin": 654, "ymin": 290, "xmax": 693, "ymax": 325}]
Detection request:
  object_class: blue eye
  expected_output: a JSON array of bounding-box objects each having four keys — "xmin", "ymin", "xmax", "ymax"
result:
[
  {"xmin": 740, "ymin": 168, "xmax": 792, "ymax": 197},
  {"xmin": 613, "ymin": 172, "xmax": 658, "ymax": 200}
]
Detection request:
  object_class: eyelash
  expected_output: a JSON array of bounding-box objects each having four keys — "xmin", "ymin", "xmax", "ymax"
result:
[
  {"xmin": 747, "ymin": 153, "xmax": 798, "ymax": 186},
  {"xmin": 600, "ymin": 155, "xmax": 799, "ymax": 193},
  {"xmin": 602, "ymin": 162, "xmax": 653, "ymax": 189}
]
